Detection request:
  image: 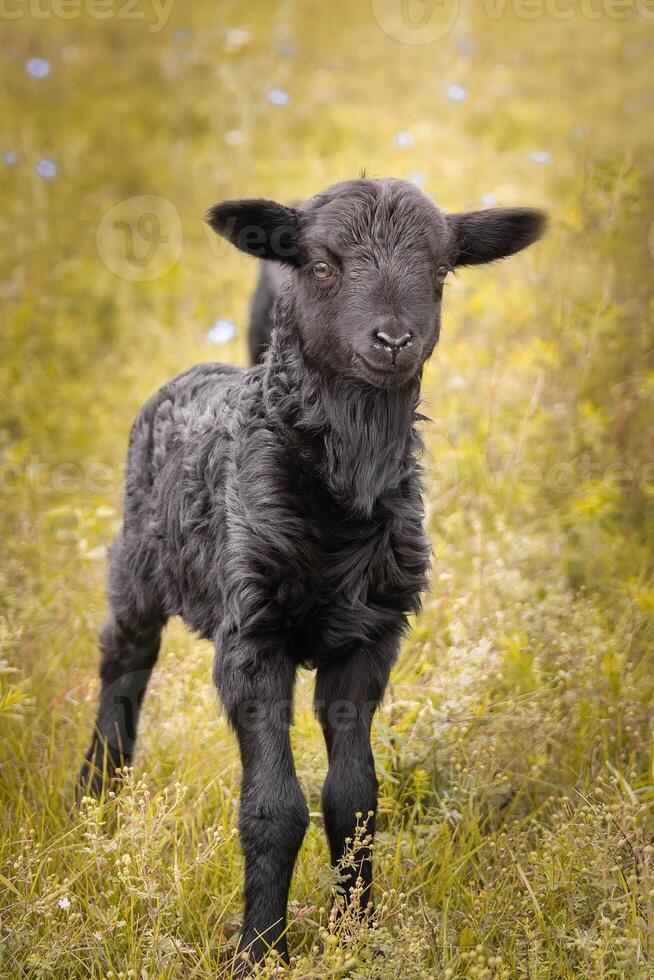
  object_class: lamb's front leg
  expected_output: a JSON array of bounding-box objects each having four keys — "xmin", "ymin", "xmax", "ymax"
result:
[
  {"xmin": 314, "ymin": 646, "xmax": 395, "ymax": 917},
  {"xmin": 214, "ymin": 641, "xmax": 308, "ymax": 971}
]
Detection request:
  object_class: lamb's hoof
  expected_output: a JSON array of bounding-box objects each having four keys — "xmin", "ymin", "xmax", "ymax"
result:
[
  {"xmin": 75, "ymin": 755, "xmax": 125, "ymax": 806},
  {"xmin": 75, "ymin": 763, "xmax": 109, "ymax": 805},
  {"xmin": 230, "ymin": 940, "xmax": 289, "ymax": 976},
  {"xmin": 229, "ymin": 952, "xmax": 253, "ymax": 977}
]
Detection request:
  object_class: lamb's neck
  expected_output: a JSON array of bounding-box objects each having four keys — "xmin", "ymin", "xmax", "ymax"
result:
[{"xmin": 264, "ymin": 323, "xmax": 422, "ymax": 517}]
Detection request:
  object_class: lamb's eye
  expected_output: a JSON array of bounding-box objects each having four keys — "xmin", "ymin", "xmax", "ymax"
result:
[
  {"xmin": 435, "ymin": 265, "xmax": 450, "ymax": 285},
  {"xmin": 313, "ymin": 261, "xmax": 334, "ymax": 280}
]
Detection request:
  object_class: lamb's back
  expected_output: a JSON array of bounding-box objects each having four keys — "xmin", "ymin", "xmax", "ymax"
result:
[
  {"xmin": 119, "ymin": 361, "xmax": 265, "ymax": 633},
  {"xmin": 123, "ymin": 362, "xmax": 245, "ymax": 520}
]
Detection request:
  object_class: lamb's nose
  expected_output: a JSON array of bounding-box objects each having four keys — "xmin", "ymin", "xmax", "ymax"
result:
[{"xmin": 373, "ymin": 330, "xmax": 413, "ymax": 352}]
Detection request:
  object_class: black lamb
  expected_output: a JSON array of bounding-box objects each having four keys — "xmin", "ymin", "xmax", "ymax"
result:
[{"xmin": 79, "ymin": 176, "xmax": 545, "ymax": 971}]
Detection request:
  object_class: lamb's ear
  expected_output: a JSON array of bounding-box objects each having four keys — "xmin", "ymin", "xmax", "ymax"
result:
[
  {"xmin": 205, "ymin": 198, "xmax": 301, "ymax": 265},
  {"xmin": 447, "ymin": 207, "xmax": 546, "ymax": 267}
]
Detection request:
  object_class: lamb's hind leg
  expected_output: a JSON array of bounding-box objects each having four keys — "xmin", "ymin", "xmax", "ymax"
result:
[{"xmin": 78, "ymin": 536, "xmax": 165, "ymax": 799}]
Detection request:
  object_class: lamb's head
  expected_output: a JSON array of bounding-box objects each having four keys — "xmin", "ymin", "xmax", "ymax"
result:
[{"xmin": 206, "ymin": 178, "xmax": 545, "ymax": 389}]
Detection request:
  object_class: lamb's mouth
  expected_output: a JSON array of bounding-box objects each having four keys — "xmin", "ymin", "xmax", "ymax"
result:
[{"xmin": 353, "ymin": 351, "xmax": 416, "ymax": 384}]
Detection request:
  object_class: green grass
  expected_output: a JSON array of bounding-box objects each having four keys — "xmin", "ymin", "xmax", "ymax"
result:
[{"xmin": 1, "ymin": 2, "xmax": 654, "ymax": 976}]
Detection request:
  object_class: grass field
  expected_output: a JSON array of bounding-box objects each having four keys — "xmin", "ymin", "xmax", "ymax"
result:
[{"xmin": 1, "ymin": 1, "xmax": 654, "ymax": 976}]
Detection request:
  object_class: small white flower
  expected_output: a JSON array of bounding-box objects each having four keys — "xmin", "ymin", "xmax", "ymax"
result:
[
  {"xmin": 58, "ymin": 895, "xmax": 71, "ymax": 910},
  {"xmin": 35, "ymin": 158, "xmax": 58, "ymax": 180},
  {"xmin": 446, "ymin": 84, "xmax": 468, "ymax": 103},
  {"xmin": 225, "ymin": 27, "xmax": 251, "ymax": 49},
  {"xmin": 267, "ymin": 88, "xmax": 290, "ymax": 107},
  {"xmin": 392, "ymin": 130, "xmax": 413, "ymax": 149},
  {"xmin": 27, "ymin": 58, "xmax": 51, "ymax": 79},
  {"xmin": 207, "ymin": 318, "xmax": 238, "ymax": 344}
]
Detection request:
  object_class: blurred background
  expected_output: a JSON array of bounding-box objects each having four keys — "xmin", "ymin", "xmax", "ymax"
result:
[{"xmin": 1, "ymin": 1, "xmax": 654, "ymax": 976}]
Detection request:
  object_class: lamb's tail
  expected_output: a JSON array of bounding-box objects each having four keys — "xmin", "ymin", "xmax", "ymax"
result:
[{"xmin": 247, "ymin": 261, "xmax": 288, "ymax": 365}]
